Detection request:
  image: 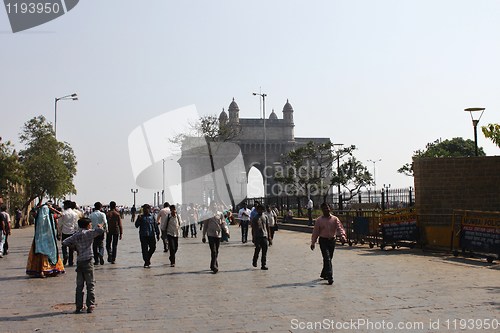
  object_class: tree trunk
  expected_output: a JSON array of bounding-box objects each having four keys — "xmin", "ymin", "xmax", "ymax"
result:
[
  {"xmin": 221, "ymin": 167, "xmax": 236, "ymax": 210},
  {"xmin": 20, "ymin": 194, "xmax": 39, "ymax": 227},
  {"xmin": 204, "ymin": 138, "xmax": 236, "ymax": 209},
  {"xmin": 205, "ymin": 138, "xmax": 222, "ymax": 204}
]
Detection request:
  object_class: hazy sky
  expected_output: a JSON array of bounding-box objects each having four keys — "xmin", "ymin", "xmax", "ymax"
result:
[{"xmin": 1, "ymin": 0, "xmax": 499, "ymax": 206}]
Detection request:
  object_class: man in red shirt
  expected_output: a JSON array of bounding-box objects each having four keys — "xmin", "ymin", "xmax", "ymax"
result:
[{"xmin": 310, "ymin": 202, "xmax": 346, "ymax": 285}]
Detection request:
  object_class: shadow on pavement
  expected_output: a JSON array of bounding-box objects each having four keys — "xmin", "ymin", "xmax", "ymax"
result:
[
  {"xmin": 0, "ymin": 311, "xmax": 68, "ymax": 322},
  {"xmin": 154, "ymin": 268, "xmax": 254, "ymax": 277},
  {"xmin": 347, "ymin": 246, "xmax": 498, "ymax": 267},
  {"xmin": 441, "ymin": 256, "xmax": 496, "ymax": 267},
  {"xmin": 267, "ymin": 279, "xmax": 323, "ymax": 289},
  {"xmin": 0, "ymin": 275, "xmax": 31, "ymax": 282}
]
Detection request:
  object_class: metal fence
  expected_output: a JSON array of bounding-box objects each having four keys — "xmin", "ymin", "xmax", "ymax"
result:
[{"xmin": 244, "ymin": 187, "xmax": 414, "ymax": 213}]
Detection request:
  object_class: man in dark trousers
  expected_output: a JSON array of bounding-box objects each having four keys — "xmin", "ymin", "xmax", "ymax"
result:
[
  {"xmin": 238, "ymin": 202, "xmax": 251, "ymax": 243},
  {"xmin": 251, "ymin": 204, "xmax": 272, "ymax": 270},
  {"xmin": 135, "ymin": 204, "xmax": 160, "ymax": 268},
  {"xmin": 105, "ymin": 201, "xmax": 123, "ymax": 264},
  {"xmin": 310, "ymin": 203, "xmax": 346, "ymax": 285}
]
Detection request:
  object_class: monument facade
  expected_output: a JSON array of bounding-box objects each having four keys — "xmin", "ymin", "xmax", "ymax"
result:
[{"xmin": 179, "ymin": 98, "xmax": 330, "ymax": 206}]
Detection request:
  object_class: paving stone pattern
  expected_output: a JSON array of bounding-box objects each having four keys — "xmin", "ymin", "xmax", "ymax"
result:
[{"xmin": 0, "ymin": 219, "xmax": 498, "ymax": 332}]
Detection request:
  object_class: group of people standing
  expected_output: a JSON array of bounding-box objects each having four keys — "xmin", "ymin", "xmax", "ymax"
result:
[
  {"xmin": 23, "ymin": 200, "xmax": 124, "ymax": 313},
  {"xmin": 25, "ymin": 200, "xmax": 124, "ymax": 277}
]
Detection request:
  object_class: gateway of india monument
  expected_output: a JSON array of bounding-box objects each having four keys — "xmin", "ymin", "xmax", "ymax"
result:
[{"xmin": 179, "ymin": 98, "xmax": 330, "ymax": 206}]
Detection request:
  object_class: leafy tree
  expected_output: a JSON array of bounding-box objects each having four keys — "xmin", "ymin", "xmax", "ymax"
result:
[
  {"xmin": 482, "ymin": 123, "xmax": 500, "ymax": 148},
  {"xmin": 274, "ymin": 141, "xmax": 334, "ymax": 202},
  {"xmin": 398, "ymin": 137, "xmax": 485, "ymax": 176},
  {"xmin": 0, "ymin": 138, "xmax": 24, "ymax": 197},
  {"xmin": 331, "ymin": 156, "xmax": 373, "ymax": 203},
  {"xmin": 18, "ymin": 116, "xmax": 77, "ymax": 207},
  {"xmin": 274, "ymin": 142, "xmax": 372, "ymax": 207}
]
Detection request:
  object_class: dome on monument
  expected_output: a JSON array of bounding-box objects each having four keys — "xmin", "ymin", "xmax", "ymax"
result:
[
  {"xmin": 283, "ymin": 99, "xmax": 294, "ymax": 113},
  {"xmin": 228, "ymin": 98, "xmax": 240, "ymax": 112},
  {"xmin": 269, "ymin": 109, "xmax": 278, "ymax": 120},
  {"xmin": 219, "ymin": 108, "xmax": 228, "ymax": 122}
]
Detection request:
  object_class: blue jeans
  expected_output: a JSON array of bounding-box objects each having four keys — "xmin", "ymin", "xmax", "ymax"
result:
[
  {"xmin": 75, "ymin": 259, "xmax": 95, "ymax": 309},
  {"xmin": 0, "ymin": 233, "xmax": 5, "ymax": 255},
  {"xmin": 319, "ymin": 237, "xmax": 336, "ymax": 280},
  {"xmin": 93, "ymin": 234, "xmax": 105, "ymax": 263},
  {"xmin": 140, "ymin": 236, "xmax": 156, "ymax": 264},
  {"xmin": 240, "ymin": 220, "xmax": 249, "ymax": 242},
  {"xmin": 190, "ymin": 223, "xmax": 197, "ymax": 237},
  {"xmin": 61, "ymin": 233, "xmax": 75, "ymax": 265}
]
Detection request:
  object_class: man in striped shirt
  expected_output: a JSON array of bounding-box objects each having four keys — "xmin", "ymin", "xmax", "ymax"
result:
[{"xmin": 310, "ymin": 203, "xmax": 346, "ymax": 285}]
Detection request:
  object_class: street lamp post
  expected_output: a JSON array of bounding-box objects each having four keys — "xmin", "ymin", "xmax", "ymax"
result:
[
  {"xmin": 162, "ymin": 158, "xmax": 165, "ymax": 204},
  {"xmin": 333, "ymin": 144, "xmax": 344, "ymax": 211},
  {"xmin": 237, "ymin": 172, "xmax": 247, "ymax": 199},
  {"xmin": 253, "ymin": 91, "xmax": 267, "ymax": 201},
  {"xmin": 367, "ymin": 159, "xmax": 382, "ymax": 199},
  {"xmin": 464, "ymin": 107, "xmax": 485, "ymax": 156},
  {"xmin": 383, "ymin": 184, "xmax": 391, "ymax": 210},
  {"xmin": 131, "ymin": 188, "xmax": 138, "ymax": 207},
  {"xmin": 54, "ymin": 93, "xmax": 78, "ymax": 139}
]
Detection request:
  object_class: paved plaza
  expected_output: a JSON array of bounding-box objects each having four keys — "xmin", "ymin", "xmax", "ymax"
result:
[{"xmin": 0, "ymin": 219, "xmax": 498, "ymax": 333}]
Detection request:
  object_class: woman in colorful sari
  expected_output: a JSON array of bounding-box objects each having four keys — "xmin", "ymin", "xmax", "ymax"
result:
[{"xmin": 26, "ymin": 204, "xmax": 65, "ymax": 277}]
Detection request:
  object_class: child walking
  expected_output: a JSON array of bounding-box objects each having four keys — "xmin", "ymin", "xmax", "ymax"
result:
[{"xmin": 62, "ymin": 218, "xmax": 104, "ymax": 313}]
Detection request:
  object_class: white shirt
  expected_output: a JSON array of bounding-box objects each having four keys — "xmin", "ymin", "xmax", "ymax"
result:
[
  {"xmin": 157, "ymin": 207, "xmax": 171, "ymax": 231},
  {"xmin": 89, "ymin": 210, "xmax": 108, "ymax": 232},
  {"xmin": 165, "ymin": 214, "xmax": 181, "ymax": 237},
  {"xmin": 264, "ymin": 211, "xmax": 276, "ymax": 227},
  {"xmin": 307, "ymin": 199, "xmax": 313, "ymax": 209},
  {"xmin": 238, "ymin": 208, "xmax": 251, "ymax": 221},
  {"xmin": 58, "ymin": 208, "xmax": 79, "ymax": 235}
]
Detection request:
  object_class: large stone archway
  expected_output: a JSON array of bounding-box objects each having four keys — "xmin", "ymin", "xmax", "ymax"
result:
[{"xmin": 179, "ymin": 98, "xmax": 331, "ymax": 206}]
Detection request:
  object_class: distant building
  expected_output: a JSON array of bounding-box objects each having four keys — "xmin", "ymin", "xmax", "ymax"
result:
[{"xmin": 179, "ymin": 98, "xmax": 331, "ymax": 205}]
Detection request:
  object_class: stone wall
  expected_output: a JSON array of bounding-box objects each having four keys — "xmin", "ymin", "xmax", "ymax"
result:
[{"xmin": 413, "ymin": 156, "xmax": 500, "ymax": 248}]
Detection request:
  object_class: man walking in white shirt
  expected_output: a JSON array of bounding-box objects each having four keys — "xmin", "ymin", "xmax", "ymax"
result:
[
  {"xmin": 89, "ymin": 202, "xmax": 108, "ymax": 265},
  {"xmin": 57, "ymin": 200, "xmax": 79, "ymax": 266},
  {"xmin": 238, "ymin": 202, "xmax": 251, "ymax": 243},
  {"xmin": 307, "ymin": 197, "xmax": 314, "ymax": 226},
  {"xmin": 156, "ymin": 202, "xmax": 171, "ymax": 252}
]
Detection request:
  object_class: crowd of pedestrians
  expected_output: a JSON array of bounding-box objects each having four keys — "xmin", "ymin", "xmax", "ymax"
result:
[{"xmin": 0, "ymin": 196, "xmax": 345, "ymax": 314}]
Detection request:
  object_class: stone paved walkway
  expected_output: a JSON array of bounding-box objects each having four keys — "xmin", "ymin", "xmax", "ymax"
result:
[{"xmin": 0, "ymin": 219, "xmax": 498, "ymax": 332}]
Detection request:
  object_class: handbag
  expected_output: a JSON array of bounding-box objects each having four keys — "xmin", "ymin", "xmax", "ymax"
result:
[{"xmin": 161, "ymin": 214, "xmax": 171, "ymax": 239}]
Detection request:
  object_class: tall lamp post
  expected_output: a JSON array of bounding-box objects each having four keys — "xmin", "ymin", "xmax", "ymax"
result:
[
  {"xmin": 162, "ymin": 158, "xmax": 166, "ymax": 204},
  {"xmin": 464, "ymin": 107, "xmax": 485, "ymax": 156},
  {"xmin": 253, "ymin": 91, "xmax": 267, "ymax": 201},
  {"xmin": 367, "ymin": 159, "xmax": 382, "ymax": 198},
  {"xmin": 333, "ymin": 144, "xmax": 344, "ymax": 211},
  {"xmin": 54, "ymin": 93, "xmax": 78, "ymax": 139},
  {"xmin": 383, "ymin": 184, "xmax": 391, "ymax": 210},
  {"xmin": 237, "ymin": 172, "xmax": 247, "ymax": 199},
  {"xmin": 131, "ymin": 188, "xmax": 138, "ymax": 207}
]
